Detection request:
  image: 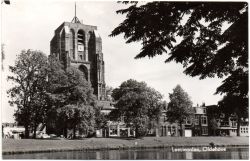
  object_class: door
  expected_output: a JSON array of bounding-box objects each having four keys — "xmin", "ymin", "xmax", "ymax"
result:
[{"xmin": 185, "ymin": 129, "xmax": 192, "ymax": 137}]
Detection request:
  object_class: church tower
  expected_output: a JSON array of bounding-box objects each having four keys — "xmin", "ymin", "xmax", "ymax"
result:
[{"xmin": 50, "ymin": 8, "xmax": 106, "ymax": 100}]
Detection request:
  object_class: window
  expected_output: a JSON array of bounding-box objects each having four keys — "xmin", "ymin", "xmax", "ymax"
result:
[
  {"xmin": 77, "ymin": 30, "xmax": 85, "ymax": 51},
  {"xmin": 164, "ymin": 115, "xmax": 167, "ymax": 122},
  {"xmin": 203, "ymin": 108, "xmax": 206, "ymax": 114},
  {"xmin": 79, "ymin": 55, "xmax": 83, "ymax": 60},
  {"xmin": 231, "ymin": 120, "xmax": 237, "ymax": 127},
  {"xmin": 184, "ymin": 117, "xmax": 191, "ymax": 125},
  {"xmin": 195, "ymin": 115, "xmax": 199, "ymax": 125},
  {"xmin": 168, "ymin": 126, "xmax": 171, "ymax": 135},
  {"xmin": 172, "ymin": 127, "xmax": 176, "ymax": 135},
  {"xmin": 120, "ymin": 116, "xmax": 125, "ymax": 122},
  {"xmin": 240, "ymin": 127, "xmax": 246, "ymax": 133},
  {"xmin": 109, "ymin": 125, "xmax": 118, "ymax": 136},
  {"xmin": 202, "ymin": 127, "xmax": 208, "ymax": 135},
  {"xmin": 130, "ymin": 129, "xmax": 134, "ymax": 136},
  {"xmin": 232, "ymin": 129, "xmax": 237, "ymax": 133},
  {"xmin": 201, "ymin": 116, "xmax": 207, "ymax": 125}
]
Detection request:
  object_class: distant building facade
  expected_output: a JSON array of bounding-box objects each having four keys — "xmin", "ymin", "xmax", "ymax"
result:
[
  {"xmin": 156, "ymin": 105, "xmax": 248, "ymax": 137},
  {"xmin": 157, "ymin": 106, "xmax": 208, "ymax": 137},
  {"xmin": 158, "ymin": 110, "xmax": 179, "ymax": 137},
  {"xmin": 216, "ymin": 115, "xmax": 249, "ymax": 137},
  {"xmin": 50, "ymin": 19, "xmax": 106, "ymax": 100},
  {"xmin": 98, "ymin": 103, "xmax": 249, "ymax": 138},
  {"xmin": 191, "ymin": 106, "xmax": 208, "ymax": 136}
]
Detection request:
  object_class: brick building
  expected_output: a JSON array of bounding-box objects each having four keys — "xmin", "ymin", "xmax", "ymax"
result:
[
  {"xmin": 158, "ymin": 105, "xmax": 208, "ymax": 137},
  {"xmin": 50, "ymin": 17, "xmax": 106, "ymax": 100}
]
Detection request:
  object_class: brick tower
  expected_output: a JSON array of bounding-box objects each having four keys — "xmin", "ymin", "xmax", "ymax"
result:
[{"xmin": 50, "ymin": 12, "xmax": 106, "ymax": 100}]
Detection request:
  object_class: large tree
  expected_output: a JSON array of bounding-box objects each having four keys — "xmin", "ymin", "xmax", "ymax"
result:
[
  {"xmin": 57, "ymin": 104, "xmax": 95, "ymax": 138},
  {"xmin": 110, "ymin": 2, "xmax": 248, "ymax": 116},
  {"xmin": 206, "ymin": 105, "xmax": 221, "ymax": 136},
  {"xmin": 8, "ymin": 50, "xmax": 48, "ymax": 138},
  {"xmin": 110, "ymin": 79, "xmax": 164, "ymax": 137},
  {"xmin": 166, "ymin": 85, "xmax": 193, "ymax": 137},
  {"xmin": 46, "ymin": 57, "xmax": 97, "ymax": 138}
]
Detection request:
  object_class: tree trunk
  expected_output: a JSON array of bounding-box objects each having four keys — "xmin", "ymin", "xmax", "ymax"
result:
[
  {"xmin": 24, "ymin": 125, "xmax": 29, "ymax": 138},
  {"xmin": 179, "ymin": 122, "xmax": 183, "ymax": 137},
  {"xmin": 63, "ymin": 119, "xmax": 68, "ymax": 138},
  {"xmin": 73, "ymin": 126, "xmax": 76, "ymax": 139},
  {"xmin": 64, "ymin": 126, "xmax": 67, "ymax": 138},
  {"xmin": 135, "ymin": 126, "xmax": 139, "ymax": 138},
  {"xmin": 237, "ymin": 116, "xmax": 241, "ymax": 136},
  {"xmin": 63, "ymin": 122, "xmax": 68, "ymax": 138},
  {"xmin": 33, "ymin": 123, "xmax": 37, "ymax": 139}
]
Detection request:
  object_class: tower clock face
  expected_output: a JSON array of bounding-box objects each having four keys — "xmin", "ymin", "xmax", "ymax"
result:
[{"xmin": 78, "ymin": 44, "xmax": 84, "ymax": 51}]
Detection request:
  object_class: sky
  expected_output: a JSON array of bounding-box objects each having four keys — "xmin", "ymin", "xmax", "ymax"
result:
[{"xmin": 1, "ymin": 0, "xmax": 224, "ymax": 123}]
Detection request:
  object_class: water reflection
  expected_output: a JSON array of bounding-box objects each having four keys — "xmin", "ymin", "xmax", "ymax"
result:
[{"xmin": 3, "ymin": 147, "xmax": 249, "ymax": 160}]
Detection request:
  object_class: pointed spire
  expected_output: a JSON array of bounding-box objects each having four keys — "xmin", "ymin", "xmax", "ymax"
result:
[{"xmin": 71, "ymin": 2, "xmax": 81, "ymax": 23}]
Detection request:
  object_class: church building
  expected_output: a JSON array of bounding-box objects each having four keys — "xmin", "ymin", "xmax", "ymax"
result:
[{"xmin": 50, "ymin": 14, "xmax": 106, "ymax": 100}]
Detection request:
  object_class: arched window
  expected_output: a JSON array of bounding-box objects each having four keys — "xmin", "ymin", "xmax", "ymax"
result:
[
  {"xmin": 69, "ymin": 29, "xmax": 75, "ymax": 59},
  {"xmin": 79, "ymin": 65, "xmax": 88, "ymax": 81}
]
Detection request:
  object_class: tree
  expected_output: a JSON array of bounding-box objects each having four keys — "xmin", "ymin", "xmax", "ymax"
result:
[
  {"xmin": 111, "ymin": 79, "xmax": 164, "ymax": 137},
  {"xmin": 46, "ymin": 57, "xmax": 97, "ymax": 138},
  {"xmin": 105, "ymin": 85, "xmax": 114, "ymax": 101},
  {"xmin": 206, "ymin": 105, "xmax": 221, "ymax": 136},
  {"xmin": 8, "ymin": 50, "xmax": 48, "ymax": 138},
  {"xmin": 95, "ymin": 106, "xmax": 108, "ymax": 129},
  {"xmin": 166, "ymin": 85, "xmax": 193, "ymax": 137},
  {"xmin": 209, "ymin": 118, "xmax": 219, "ymax": 136},
  {"xmin": 57, "ymin": 104, "xmax": 95, "ymax": 138},
  {"xmin": 110, "ymin": 2, "xmax": 248, "ymax": 116}
]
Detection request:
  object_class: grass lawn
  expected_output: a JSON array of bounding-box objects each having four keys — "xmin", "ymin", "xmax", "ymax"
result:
[{"xmin": 2, "ymin": 136, "xmax": 249, "ymax": 154}]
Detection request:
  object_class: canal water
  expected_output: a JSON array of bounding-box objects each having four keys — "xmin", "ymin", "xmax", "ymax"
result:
[{"xmin": 3, "ymin": 147, "xmax": 249, "ymax": 159}]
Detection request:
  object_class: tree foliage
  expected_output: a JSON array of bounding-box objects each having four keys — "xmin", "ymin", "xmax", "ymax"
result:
[
  {"xmin": 110, "ymin": 2, "xmax": 248, "ymax": 116},
  {"xmin": 110, "ymin": 79, "xmax": 164, "ymax": 137},
  {"xmin": 166, "ymin": 85, "xmax": 193, "ymax": 136},
  {"xmin": 206, "ymin": 105, "xmax": 221, "ymax": 136},
  {"xmin": 57, "ymin": 104, "xmax": 95, "ymax": 138},
  {"xmin": 46, "ymin": 56, "xmax": 97, "ymax": 138},
  {"xmin": 8, "ymin": 50, "xmax": 48, "ymax": 138},
  {"xmin": 105, "ymin": 85, "xmax": 114, "ymax": 101}
]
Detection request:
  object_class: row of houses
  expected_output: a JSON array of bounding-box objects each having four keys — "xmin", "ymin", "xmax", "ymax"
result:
[
  {"xmin": 3, "ymin": 103, "xmax": 248, "ymax": 139},
  {"xmin": 99, "ymin": 102, "xmax": 249, "ymax": 137}
]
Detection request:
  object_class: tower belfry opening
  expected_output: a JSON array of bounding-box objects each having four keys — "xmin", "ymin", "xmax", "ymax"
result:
[{"xmin": 71, "ymin": 2, "xmax": 81, "ymax": 23}]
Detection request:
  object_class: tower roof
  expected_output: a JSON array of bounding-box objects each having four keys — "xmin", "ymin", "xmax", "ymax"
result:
[{"xmin": 71, "ymin": 2, "xmax": 81, "ymax": 24}]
